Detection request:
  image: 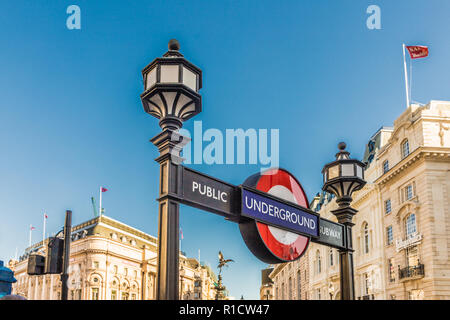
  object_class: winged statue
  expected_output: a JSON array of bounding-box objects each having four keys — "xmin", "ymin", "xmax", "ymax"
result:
[{"xmin": 217, "ymin": 251, "xmax": 234, "ymax": 273}]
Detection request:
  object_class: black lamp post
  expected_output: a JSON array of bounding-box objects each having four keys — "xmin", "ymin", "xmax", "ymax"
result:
[
  {"xmin": 140, "ymin": 39, "xmax": 202, "ymax": 300},
  {"xmin": 322, "ymin": 142, "xmax": 366, "ymax": 300}
]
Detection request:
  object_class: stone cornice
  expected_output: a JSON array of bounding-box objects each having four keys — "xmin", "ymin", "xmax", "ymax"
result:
[
  {"xmin": 352, "ymin": 183, "xmax": 377, "ymax": 207},
  {"xmin": 375, "ymin": 147, "xmax": 450, "ymax": 186},
  {"xmin": 268, "ymin": 263, "xmax": 287, "ymax": 279}
]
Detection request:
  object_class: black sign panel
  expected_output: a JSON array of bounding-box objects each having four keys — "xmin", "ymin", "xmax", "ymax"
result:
[
  {"xmin": 181, "ymin": 167, "xmax": 238, "ymax": 218},
  {"xmin": 313, "ymin": 218, "xmax": 346, "ymax": 249}
]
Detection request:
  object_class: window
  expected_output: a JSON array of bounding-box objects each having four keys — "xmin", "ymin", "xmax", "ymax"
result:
[
  {"xmin": 406, "ymin": 185, "xmax": 414, "ymax": 200},
  {"xmin": 401, "ymin": 139, "xmax": 410, "ymax": 158},
  {"xmin": 363, "ymin": 274, "xmax": 370, "ymax": 295},
  {"xmin": 386, "ymin": 226, "xmax": 393, "ymax": 245},
  {"xmin": 316, "ymin": 288, "xmax": 321, "ymax": 300},
  {"xmin": 91, "ymin": 288, "xmax": 99, "ymax": 300},
  {"xmin": 383, "ymin": 160, "xmax": 389, "ymax": 173},
  {"xmin": 93, "ymin": 261, "xmax": 99, "ymax": 269},
  {"xmin": 405, "ymin": 214, "xmax": 417, "ymax": 238},
  {"xmin": 385, "ymin": 199, "xmax": 391, "ymax": 214},
  {"xmin": 363, "ymin": 223, "xmax": 370, "ymax": 254},
  {"xmin": 406, "ymin": 246, "xmax": 419, "ymax": 267},
  {"xmin": 368, "ymin": 140, "xmax": 375, "ymax": 152},
  {"xmin": 275, "ymin": 287, "xmax": 279, "ymax": 300},
  {"xmin": 288, "ymin": 277, "xmax": 292, "ymax": 300},
  {"xmin": 315, "ymin": 250, "xmax": 322, "ymax": 274},
  {"xmin": 401, "ymin": 183, "xmax": 416, "ymax": 203},
  {"xmin": 121, "ymin": 292, "xmax": 129, "ymax": 300},
  {"xmin": 111, "ymin": 290, "xmax": 117, "ymax": 300},
  {"xmin": 281, "ymin": 283, "xmax": 285, "ymax": 300},
  {"xmin": 329, "ymin": 248, "xmax": 334, "ymax": 267},
  {"xmin": 124, "ymin": 268, "xmax": 128, "ymax": 276},
  {"xmin": 113, "ymin": 265, "xmax": 118, "ymax": 274},
  {"xmin": 131, "ymin": 293, "xmax": 136, "ymax": 300},
  {"xmin": 388, "ymin": 258, "xmax": 395, "ymax": 282},
  {"xmin": 297, "ymin": 271, "xmax": 301, "ymax": 300}
]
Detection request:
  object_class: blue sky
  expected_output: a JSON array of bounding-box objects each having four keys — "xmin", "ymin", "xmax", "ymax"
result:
[{"xmin": 0, "ymin": 0, "xmax": 449, "ymax": 299}]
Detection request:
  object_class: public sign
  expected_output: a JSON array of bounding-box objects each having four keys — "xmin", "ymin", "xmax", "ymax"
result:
[
  {"xmin": 238, "ymin": 168, "xmax": 314, "ymax": 264},
  {"xmin": 316, "ymin": 217, "xmax": 346, "ymax": 249},
  {"xmin": 181, "ymin": 167, "xmax": 238, "ymax": 218},
  {"xmin": 178, "ymin": 166, "xmax": 349, "ymax": 263},
  {"xmin": 241, "ymin": 187, "xmax": 318, "ymax": 238}
]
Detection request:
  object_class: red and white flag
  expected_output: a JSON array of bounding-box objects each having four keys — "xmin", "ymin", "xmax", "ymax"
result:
[
  {"xmin": 406, "ymin": 45, "xmax": 429, "ymax": 59},
  {"xmin": 30, "ymin": 225, "xmax": 35, "ymax": 230},
  {"xmin": 101, "ymin": 187, "xmax": 108, "ymax": 192},
  {"xmin": 44, "ymin": 213, "xmax": 48, "ymax": 219}
]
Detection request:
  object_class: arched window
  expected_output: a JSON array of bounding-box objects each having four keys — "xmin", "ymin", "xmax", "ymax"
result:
[
  {"xmin": 383, "ymin": 160, "xmax": 389, "ymax": 174},
  {"xmin": 329, "ymin": 248, "xmax": 334, "ymax": 267},
  {"xmin": 316, "ymin": 250, "xmax": 322, "ymax": 274},
  {"xmin": 363, "ymin": 223, "xmax": 370, "ymax": 254},
  {"xmin": 405, "ymin": 213, "xmax": 417, "ymax": 238},
  {"xmin": 401, "ymin": 139, "xmax": 410, "ymax": 159}
]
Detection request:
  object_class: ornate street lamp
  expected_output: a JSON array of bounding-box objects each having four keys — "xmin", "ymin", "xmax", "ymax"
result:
[
  {"xmin": 141, "ymin": 40, "xmax": 202, "ymax": 300},
  {"xmin": 141, "ymin": 39, "xmax": 202, "ymax": 131},
  {"xmin": 322, "ymin": 142, "xmax": 366, "ymax": 300}
]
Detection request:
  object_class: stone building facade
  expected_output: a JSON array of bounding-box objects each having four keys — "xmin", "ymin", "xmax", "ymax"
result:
[
  {"xmin": 259, "ymin": 267, "xmax": 274, "ymax": 300},
  {"xmin": 9, "ymin": 215, "xmax": 218, "ymax": 300},
  {"xmin": 265, "ymin": 100, "xmax": 450, "ymax": 300},
  {"xmin": 376, "ymin": 101, "xmax": 450, "ymax": 300}
]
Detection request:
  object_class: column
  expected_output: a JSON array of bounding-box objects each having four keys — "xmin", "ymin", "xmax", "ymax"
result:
[{"xmin": 151, "ymin": 130, "xmax": 187, "ymax": 300}]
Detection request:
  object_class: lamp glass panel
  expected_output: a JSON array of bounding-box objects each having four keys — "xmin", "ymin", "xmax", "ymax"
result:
[
  {"xmin": 341, "ymin": 163, "xmax": 354, "ymax": 177},
  {"xmin": 342, "ymin": 181, "xmax": 352, "ymax": 197},
  {"xmin": 328, "ymin": 165, "xmax": 339, "ymax": 180},
  {"xmin": 146, "ymin": 68, "xmax": 157, "ymax": 90},
  {"xmin": 182, "ymin": 66, "xmax": 197, "ymax": 91},
  {"xmin": 160, "ymin": 65, "xmax": 179, "ymax": 83},
  {"xmin": 356, "ymin": 165, "xmax": 363, "ymax": 179}
]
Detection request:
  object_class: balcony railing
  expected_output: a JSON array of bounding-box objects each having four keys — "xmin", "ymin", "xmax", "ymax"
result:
[{"xmin": 399, "ymin": 264, "xmax": 424, "ymax": 280}]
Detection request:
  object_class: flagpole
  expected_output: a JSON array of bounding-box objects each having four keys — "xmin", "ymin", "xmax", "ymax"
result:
[
  {"xmin": 29, "ymin": 225, "xmax": 32, "ymax": 248},
  {"xmin": 409, "ymin": 56, "xmax": 413, "ymax": 104},
  {"xmin": 99, "ymin": 186, "xmax": 102, "ymax": 217},
  {"xmin": 43, "ymin": 212, "xmax": 46, "ymax": 245},
  {"xmin": 403, "ymin": 43, "xmax": 410, "ymax": 108}
]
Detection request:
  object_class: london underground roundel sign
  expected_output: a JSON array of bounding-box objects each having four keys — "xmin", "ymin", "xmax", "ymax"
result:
[{"xmin": 239, "ymin": 168, "xmax": 310, "ymax": 264}]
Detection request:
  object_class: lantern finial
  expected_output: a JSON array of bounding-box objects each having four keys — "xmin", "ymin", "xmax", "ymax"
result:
[{"xmin": 168, "ymin": 39, "xmax": 180, "ymax": 51}]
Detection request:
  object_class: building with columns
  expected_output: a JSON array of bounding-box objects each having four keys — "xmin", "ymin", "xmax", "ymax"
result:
[
  {"xmin": 9, "ymin": 215, "xmax": 219, "ymax": 300},
  {"xmin": 265, "ymin": 100, "xmax": 450, "ymax": 300}
]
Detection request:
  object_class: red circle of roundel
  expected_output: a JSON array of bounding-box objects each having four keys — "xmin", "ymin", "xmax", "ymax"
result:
[{"xmin": 255, "ymin": 168, "xmax": 310, "ymax": 262}]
